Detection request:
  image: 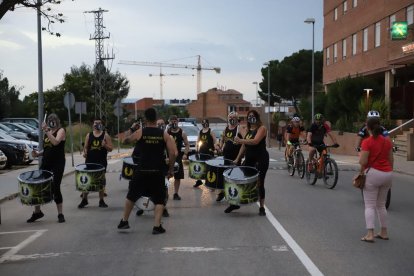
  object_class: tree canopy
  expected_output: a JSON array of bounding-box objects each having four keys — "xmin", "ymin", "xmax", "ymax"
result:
[{"xmin": 0, "ymin": 72, "xmax": 24, "ymax": 118}]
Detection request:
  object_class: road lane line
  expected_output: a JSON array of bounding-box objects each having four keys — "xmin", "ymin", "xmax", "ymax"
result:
[
  {"xmin": 261, "ymin": 204, "xmax": 324, "ymax": 276},
  {"xmin": 0, "ymin": 229, "xmax": 47, "ymax": 264}
]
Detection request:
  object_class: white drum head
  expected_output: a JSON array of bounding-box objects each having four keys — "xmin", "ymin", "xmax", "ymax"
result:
[{"xmin": 136, "ymin": 196, "xmax": 155, "ymax": 211}]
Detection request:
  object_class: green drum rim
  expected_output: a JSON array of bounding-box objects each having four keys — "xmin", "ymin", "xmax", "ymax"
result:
[
  {"xmin": 17, "ymin": 170, "xmax": 53, "ymax": 184},
  {"xmin": 75, "ymin": 163, "xmax": 105, "ymax": 173}
]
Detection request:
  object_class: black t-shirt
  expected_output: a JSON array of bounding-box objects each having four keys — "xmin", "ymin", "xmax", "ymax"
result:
[
  {"xmin": 222, "ymin": 126, "xmax": 242, "ymax": 160},
  {"xmin": 168, "ymin": 128, "xmax": 183, "ymax": 153},
  {"xmin": 245, "ymin": 128, "xmax": 267, "ymax": 162},
  {"xmin": 134, "ymin": 127, "xmax": 166, "ymax": 172},
  {"xmin": 86, "ymin": 131, "xmax": 108, "ymax": 167},
  {"xmin": 43, "ymin": 128, "xmax": 65, "ymax": 164},
  {"xmin": 308, "ymin": 123, "xmax": 329, "ymax": 145},
  {"xmin": 198, "ymin": 128, "xmax": 214, "ymax": 155}
]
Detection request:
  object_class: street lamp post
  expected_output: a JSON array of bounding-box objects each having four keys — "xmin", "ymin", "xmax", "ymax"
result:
[
  {"xmin": 304, "ymin": 18, "xmax": 315, "ymax": 120},
  {"xmin": 264, "ymin": 62, "xmax": 271, "ymax": 148},
  {"xmin": 364, "ymin": 88, "xmax": 373, "ymax": 114},
  {"xmin": 252, "ymin": 81, "xmax": 259, "ymax": 106}
]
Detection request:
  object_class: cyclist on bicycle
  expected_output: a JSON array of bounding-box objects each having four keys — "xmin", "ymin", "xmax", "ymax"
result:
[
  {"xmin": 356, "ymin": 110, "xmax": 389, "ymax": 151},
  {"xmin": 286, "ymin": 115, "xmax": 305, "ymax": 160},
  {"xmin": 307, "ymin": 113, "xmax": 338, "ymax": 166}
]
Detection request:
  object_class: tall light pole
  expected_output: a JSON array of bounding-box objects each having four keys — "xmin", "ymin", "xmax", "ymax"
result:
[
  {"xmin": 304, "ymin": 18, "xmax": 315, "ymax": 120},
  {"xmin": 364, "ymin": 88, "xmax": 373, "ymax": 114},
  {"xmin": 264, "ymin": 62, "xmax": 271, "ymax": 148},
  {"xmin": 252, "ymin": 81, "xmax": 259, "ymax": 106}
]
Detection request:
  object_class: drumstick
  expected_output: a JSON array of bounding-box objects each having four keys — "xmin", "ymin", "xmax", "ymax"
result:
[
  {"xmin": 43, "ymin": 112, "xmax": 47, "ymax": 123},
  {"xmin": 233, "ymin": 125, "xmax": 239, "ymax": 144}
]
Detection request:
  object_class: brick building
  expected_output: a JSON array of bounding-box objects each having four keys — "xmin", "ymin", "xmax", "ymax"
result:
[
  {"xmin": 122, "ymin": 97, "xmax": 164, "ymax": 120},
  {"xmin": 323, "ymin": 0, "xmax": 414, "ymax": 118},
  {"xmin": 186, "ymin": 88, "xmax": 252, "ymax": 122}
]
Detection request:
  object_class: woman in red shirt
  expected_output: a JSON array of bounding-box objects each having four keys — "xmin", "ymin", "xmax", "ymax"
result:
[{"xmin": 359, "ymin": 117, "xmax": 393, "ymax": 242}]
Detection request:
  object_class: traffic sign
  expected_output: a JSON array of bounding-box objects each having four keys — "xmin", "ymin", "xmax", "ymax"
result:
[{"xmin": 64, "ymin": 92, "xmax": 75, "ymax": 109}]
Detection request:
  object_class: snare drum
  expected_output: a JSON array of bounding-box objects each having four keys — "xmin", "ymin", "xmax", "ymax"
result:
[
  {"xmin": 75, "ymin": 163, "xmax": 105, "ymax": 192},
  {"xmin": 223, "ymin": 166, "xmax": 259, "ymax": 205},
  {"xmin": 188, "ymin": 153, "xmax": 212, "ymax": 180},
  {"xmin": 122, "ymin": 157, "xmax": 137, "ymax": 180},
  {"xmin": 18, "ymin": 170, "xmax": 53, "ymax": 205},
  {"xmin": 205, "ymin": 157, "xmax": 235, "ymax": 190}
]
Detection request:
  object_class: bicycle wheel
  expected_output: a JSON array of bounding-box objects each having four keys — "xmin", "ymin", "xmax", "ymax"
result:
[
  {"xmin": 385, "ymin": 189, "xmax": 391, "ymax": 209},
  {"xmin": 305, "ymin": 159, "xmax": 317, "ymax": 185},
  {"xmin": 296, "ymin": 151, "xmax": 305, "ymax": 179},
  {"xmin": 323, "ymin": 158, "xmax": 338, "ymax": 189},
  {"xmin": 287, "ymin": 156, "xmax": 295, "ymax": 176}
]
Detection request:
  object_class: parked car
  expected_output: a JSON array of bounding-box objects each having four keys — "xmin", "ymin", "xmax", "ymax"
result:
[
  {"xmin": 0, "ymin": 123, "xmax": 30, "ymax": 140},
  {"xmin": 178, "ymin": 123, "xmax": 200, "ymax": 153},
  {"xmin": 1, "ymin": 117, "xmax": 39, "ymax": 128},
  {"xmin": 0, "ymin": 138, "xmax": 29, "ymax": 168},
  {"xmin": 178, "ymin": 117, "xmax": 197, "ymax": 126},
  {"xmin": 0, "ymin": 149, "xmax": 7, "ymax": 169},
  {"xmin": 211, "ymin": 124, "xmax": 227, "ymax": 143},
  {"xmin": 0, "ymin": 131, "xmax": 38, "ymax": 164},
  {"xmin": 1, "ymin": 122, "xmax": 39, "ymax": 141}
]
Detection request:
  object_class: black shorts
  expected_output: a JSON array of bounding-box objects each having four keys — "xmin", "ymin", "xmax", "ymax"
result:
[
  {"xmin": 127, "ymin": 171, "xmax": 166, "ymax": 205},
  {"xmin": 174, "ymin": 157, "xmax": 184, "ymax": 180}
]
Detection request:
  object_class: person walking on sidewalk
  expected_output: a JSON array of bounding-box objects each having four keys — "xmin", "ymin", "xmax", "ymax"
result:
[
  {"xmin": 230, "ymin": 110, "xmax": 270, "ymax": 216},
  {"xmin": 118, "ymin": 108, "xmax": 176, "ymax": 234},
  {"xmin": 167, "ymin": 115, "xmax": 190, "ymax": 200},
  {"xmin": 29, "ymin": 113, "xmax": 66, "ymax": 223},
  {"xmin": 359, "ymin": 116, "xmax": 393, "ymax": 243},
  {"xmin": 78, "ymin": 118, "xmax": 113, "ymax": 208},
  {"xmin": 216, "ymin": 111, "xmax": 243, "ymax": 201},
  {"xmin": 194, "ymin": 119, "xmax": 218, "ymax": 187}
]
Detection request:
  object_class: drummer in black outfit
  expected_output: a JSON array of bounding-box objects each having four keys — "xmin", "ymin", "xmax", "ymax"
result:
[
  {"xmin": 216, "ymin": 111, "xmax": 244, "ymax": 201},
  {"xmin": 230, "ymin": 110, "xmax": 269, "ymax": 216},
  {"xmin": 78, "ymin": 118, "xmax": 113, "ymax": 208},
  {"xmin": 118, "ymin": 108, "xmax": 176, "ymax": 234},
  {"xmin": 167, "ymin": 115, "xmax": 190, "ymax": 200},
  {"xmin": 29, "ymin": 113, "xmax": 66, "ymax": 223},
  {"xmin": 193, "ymin": 119, "xmax": 218, "ymax": 187}
]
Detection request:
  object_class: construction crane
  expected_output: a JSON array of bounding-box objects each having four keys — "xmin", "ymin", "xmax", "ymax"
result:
[
  {"xmin": 119, "ymin": 55, "xmax": 221, "ymax": 95},
  {"xmin": 148, "ymin": 68, "xmax": 194, "ymax": 99}
]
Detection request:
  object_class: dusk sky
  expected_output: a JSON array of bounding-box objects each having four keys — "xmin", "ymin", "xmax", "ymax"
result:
[{"xmin": 0, "ymin": 0, "xmax": 323, "ymax": 103}]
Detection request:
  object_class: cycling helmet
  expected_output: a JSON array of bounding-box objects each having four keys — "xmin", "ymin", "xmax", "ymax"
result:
[
  {"xmin": 314, "ymin": 113, "xmax": 323, "ymax": 120},
  {"xmin": 292, "ymin": 116, "xmax": 301, "ymax": 122},
  {"xmin": 367, "ymin": 110, "xmax": 380, "ymax": 118}
]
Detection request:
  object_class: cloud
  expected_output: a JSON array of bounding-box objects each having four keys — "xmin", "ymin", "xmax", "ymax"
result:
[
  {"xmin": 0, "ymin": 39, "xmax": 25, "ymax": 50},
  {"xmin": 21, "ymin": 31, "xmax": 94, "ymax": 49}
]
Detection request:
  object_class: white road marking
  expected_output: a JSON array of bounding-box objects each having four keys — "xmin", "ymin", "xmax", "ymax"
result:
[
  {"xmin": 6, "ymin": 252, "xmax": 69, "ymax": 262},
  {"xmin": 261, "ymin": 204, "xmax": 324, "ymax": 276},
  {"xmin": 161, "ymin": 247, "xmax": 222, "ymax": 253},
  {"xmin": 0, "ymin": 229, "xmax": 47, "ymax": 264}
]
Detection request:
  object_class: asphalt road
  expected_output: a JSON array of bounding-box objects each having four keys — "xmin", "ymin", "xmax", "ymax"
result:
[{"xmin": 0, "ymin": 150, "xmax": 413, "ymax": 276}]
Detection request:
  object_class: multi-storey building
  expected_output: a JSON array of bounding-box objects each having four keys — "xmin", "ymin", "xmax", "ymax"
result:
[{"xmin": 323, "ymin": 0, "xmax": 414, "ymax": 118}]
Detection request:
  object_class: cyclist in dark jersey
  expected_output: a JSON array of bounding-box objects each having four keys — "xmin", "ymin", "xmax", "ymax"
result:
[
  {"xmin": 193, "ymin": 119, "xmax": 218, "ymax": 187},
  {"xmin": 230, "ymin": 110, "xmax": 269, "ymax": 216},
  {"xmin": 285, "ymin": 115, "xmax": 305, "ymax": 160},
  {"xmin": 307, "ymin": 113, "xmax": 337, "ymax": 163},
  {"xmin": 28, "ymin": 113, "xmax": 66, "ymax": 223},
  {"xmin": 356, "ymin": 110, "xmax": 389, "ymax": 151},
  {"xmin": 118, "ymin": 108, "xmax": 176, "ymax": 234},
  {"xmin": 78, "ymin": 118, "xmax": 113, "ymax": 209}
]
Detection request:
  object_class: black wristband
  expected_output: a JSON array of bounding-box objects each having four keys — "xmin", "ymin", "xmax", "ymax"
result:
[{"xmin": 129, "ymin": 127, "xmax": 135, "ymax": 133}]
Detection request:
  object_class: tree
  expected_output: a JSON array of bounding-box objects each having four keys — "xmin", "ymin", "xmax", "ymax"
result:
[
  {"xmin": 0, "ymin": 72, "xmax": 24, "ymax": 118},
  {"xmin": 259, "ymin": 50, "xmax": 323, "ymax": 114},
  {"xmin": 0, "ymin": 0, "xmax": 73, "ymax": 36}
]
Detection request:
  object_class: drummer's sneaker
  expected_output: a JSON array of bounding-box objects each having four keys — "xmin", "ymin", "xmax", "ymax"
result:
[
  {"xmin": 193, "ymin": 180, "xmax": 203, "ymax": 187},
  {"xmin": 259, "ymin": 207, "xmax": 266, "ymax": 216},
  {"xmin": 173, "ymin": 193, "xmax": 181, "ymax": 200},
  {"xmin": 136, "ymin": 209, "xmax": 144, "ymax": 216},
  {"xmin": 27, "ymin": 211, "xmax": 44, "ymax": 223},
  {"xmin": 152, "ymin": 225, "xmax": 166, "ymax": 235},
  {"xmin": 78, "ymin": 198, "xmax": 88, "ymax": 209},
  {"xmin": 117, "ymin": 219, "xmax": 130, "ymax": 229},
  {"xmin": 224, "ymin": 205, "xmax": 240, "ymax": 213},
  {"xmin": 99, "ymin": 199, "xmax": 108, "ymax": 208},
  {"xmin": 216, "ymin": 192, "xmax": 225, "ymax": 202},
  {"xmin": 163, "ymin": 208, "xmax": 170, "ymax": 217},
  {"xmin": 58, "ymin": 214, "xmax": 65, "ymax": 223}
]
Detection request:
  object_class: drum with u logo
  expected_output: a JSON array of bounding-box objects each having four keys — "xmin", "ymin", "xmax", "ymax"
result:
[
  {"xmin": 188, "ymin": 153, "xmax": 212, "ymax": 180},
  {"xmin": 205, "ymin": 157, "xmax": 235, "ymax": 190},
  {"xmin": 121, "ymin": 157, "xmax": 137, "ymax": 180},
  {"xmin": 75, "ymin": 163, "xmax": 105, "ymax": 192},
  {"xmin": 223, "ymin": 166, "xmax": 259, "ymax": 205},
  {"xmin": 18, "ymin": 170, "xmax": 54, "ymax": 205}
]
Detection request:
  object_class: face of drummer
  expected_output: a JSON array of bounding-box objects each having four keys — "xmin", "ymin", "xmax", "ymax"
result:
[
  {"xmin": 157, "ymin": 119, "xmax": 166, "ymax": 130},
  {"xmin": 93, "ymin": 120, "xmax": 103, "ymax": 131},
  {"xmin": 169, "ymin": 118, "xmax": 178, "ymax": 130},
  {"xmin": 228, "ymin": 115, "xmax": 238, "ymax": 126}
]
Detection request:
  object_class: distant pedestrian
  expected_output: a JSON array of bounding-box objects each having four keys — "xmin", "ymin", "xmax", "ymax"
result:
[
  {"xmin": 29, "ymin": 113, "xmax": 66, "ymax": 223},
  {"xmin": 359, "ymin": 116, "xmax": 393, "ymax": 243}
]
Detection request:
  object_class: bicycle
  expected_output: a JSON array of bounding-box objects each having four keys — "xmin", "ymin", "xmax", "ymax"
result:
[
  {"xmin": 286, "ymin": 141, "xmax": 306, "ymax": 179},
  {"xmin": 305, "ymin": 144, "xmax": 340, "ymax": 189}
]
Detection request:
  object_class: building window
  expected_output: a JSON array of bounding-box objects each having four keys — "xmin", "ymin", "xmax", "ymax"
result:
[
  {"xmin": 353, "ymin": 0, "xmax": 357, "ymax": 8},
  {"xmin": 407, "ymin": 5, "xmax": 414, "ymax": 25},
  {"xmin": 389, "ymin": 14, "xmax": 396, "ymax": 29},
  {"xmin": 363, "ymin": 28, "xmax": 368, "ymax": 52},
  {"xmin": 334, "ymin": 43, "xmax": 338, "ymax": 62},
  {"xmin": 375, "ymin": 22, "xmax": 381, "ymax": 47},
  {"xmin": 334, "ymin": 8, "xmax": 338, "ymax": 21},
  {"xmin": 343, "ymin": 1, "xmax": 348, "ymax": 14},
  {"xmin": 342, "ymin": 39, "xmax": 347, "ymax": 59},
  {"xmin": 352, "ymin": 33, "xmax": 357, "ymax": 55},
  {"xmin": 326, "ymin": 47, "xmax": 330, "ymax": 65}
]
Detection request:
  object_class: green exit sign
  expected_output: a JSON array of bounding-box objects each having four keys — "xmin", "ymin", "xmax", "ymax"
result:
[{"xmin": 391, "ymin": 21, "xmax": 408, "ymax": 40}]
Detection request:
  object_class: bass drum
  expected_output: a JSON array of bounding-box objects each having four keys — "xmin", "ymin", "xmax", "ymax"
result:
[
  {"xmin": 122, "ymin": 157, "xmax": 137, "ymax": 180},
  {"xmin": 223, "ymin": 166, "xmax": 259, "ymax": 205},
  {"xmin": 18, "ymin": 170, "xmax": 54, "ymax": 206},
  {"xmin": 188, "ymin": 153, "xmax": 212, "ymax": 180},
  {"xmin": 205, "ymin": 157, "xmax": 235, "ymax": 190},
  {"xmin": 75, "ymin": 163, "xmax": 105, "ymax": 192}
]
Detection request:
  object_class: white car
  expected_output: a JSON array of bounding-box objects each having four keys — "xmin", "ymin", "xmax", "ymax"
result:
[
  {"xmin": 0, "ymin": 149, "xmax": 7, "ymax": 169},
  {"xmin": 0, "ymin": 131, "xmax": 38, "ymax": 164},
  {"xmin": 178, "ymin": 123, "xmax": 200, "ymax": 153}
]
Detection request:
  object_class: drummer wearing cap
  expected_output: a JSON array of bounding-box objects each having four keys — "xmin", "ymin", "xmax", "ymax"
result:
[
  {"xmin": 193, "ymin": 118, "xmax": 219, "ymax": 187},
  {"xmin": 118, "ymin": 108, "xmax": 176, "ymax": 234},
  {"xmin": 216, "ymin": 111, "xmax": 244, "ymax": 201},
  {"xmin": 78, "ymin": 118, "xmax": 113, "ymax": 209},
  {"xmin": 29, "ymin": 113, "xmax": 66, "ymax": 223},
  {"xmin": 230, "ymin": 110, "xmax": 269, "ymax": 216},
  {"xmin": 167, "ymin": 115, "xmax": 190, "ymax": 200}
]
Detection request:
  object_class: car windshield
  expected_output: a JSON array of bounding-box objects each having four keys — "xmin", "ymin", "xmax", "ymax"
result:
[
  {"xmin": 180, "ymin": 125, "xmax": 199, "ymax": 136},
  {"xmin": 0, "ymin": 123, "xmax": 12, "ymax": 132},
  {"xmin": 0, "ymin": 131, "xmax": 16, "ymax": 140}
]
